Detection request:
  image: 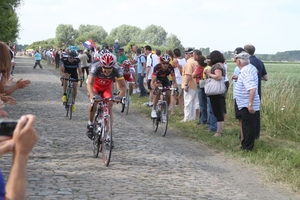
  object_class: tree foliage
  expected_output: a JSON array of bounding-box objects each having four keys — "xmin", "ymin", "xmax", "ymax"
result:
[
  {"xmin": 55, "ymin": 24, "xmax": 78, "ymax": 47},
  {"xmin": 141, "ymin": 24, "xmax": 167, "ymax": 46},
  {"xmin": 76, "ymin": 24, "xmax": 107, "ymax": 45},
  {"xmin": 109, "ymin": 25, "xmax": 141, "ymax": 46},
  {"xmin": 0, "ymin": 0, "xmax": 21, "ymax": 42},
  {"xmin": 166, "ymin": 34, "xmax": 184, "ymax": 53}
]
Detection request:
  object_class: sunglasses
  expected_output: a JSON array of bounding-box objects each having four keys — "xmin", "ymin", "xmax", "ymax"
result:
[{"xmin": 103, "ymin": 68, "xmax": 113, "ymax": 72}]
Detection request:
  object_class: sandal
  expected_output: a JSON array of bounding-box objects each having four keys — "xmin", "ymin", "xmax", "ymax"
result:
[{"xmin": 213, "ymin": 132, "xmax": 223, "ymax": 137}]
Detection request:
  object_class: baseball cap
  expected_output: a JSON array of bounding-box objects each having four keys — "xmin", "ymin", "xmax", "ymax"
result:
[
  {"xmin": 184, "ymin": 48, "xmax": 194, "ymax": 54},
  {"xmin": 235, "ymin": 52, "xmax": 249, "ymax": 60},
  {"xmin": 234, "ymin": 47, "xmax": 245, "ymax": 55}
]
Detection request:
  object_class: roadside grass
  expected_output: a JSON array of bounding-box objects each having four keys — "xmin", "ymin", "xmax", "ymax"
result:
[{"xmin": 130, "ymin": 62, "xmax": 300, "ymax": 193}]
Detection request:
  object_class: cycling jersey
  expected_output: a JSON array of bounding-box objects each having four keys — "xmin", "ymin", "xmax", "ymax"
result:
[
  {"xmin": 152, "ymin": 63, "xmax": 175, "ymax": 88},
  {"xmin": 90, "ymin": 61, "xmax": 124, "ymax": 98},
  {"xmin": 60, "ymin": 57, "xmax": 81, "ymax": 79},
  {"xmin": 120, "ymin": 65, "xmax": 135, "ymax": 82}
]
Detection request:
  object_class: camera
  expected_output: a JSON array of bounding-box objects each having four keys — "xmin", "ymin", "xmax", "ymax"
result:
[{"xmin": 0, "ymin": 120, "xmax": 18, "ymax": 136}]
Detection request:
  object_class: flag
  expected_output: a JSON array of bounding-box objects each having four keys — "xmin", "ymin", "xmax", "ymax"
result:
[{"xmin": 83, "ymin": 39, "xmax": 96, "ymax": 50}]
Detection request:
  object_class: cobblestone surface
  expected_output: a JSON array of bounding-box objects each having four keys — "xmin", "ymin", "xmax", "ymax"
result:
[{"xmin": 1, "ymin": 57, "xmax": 299, "ymax": 200}]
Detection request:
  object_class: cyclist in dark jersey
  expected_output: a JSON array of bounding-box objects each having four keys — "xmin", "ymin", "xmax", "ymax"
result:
[
  {"xmin": 151, "ymin": 54, "xmax": 177, "ymax": 118},
  {"xmin": 86, "ymin": 52, "xmax": 126, "ymax": 139},
  {"xmin": 60, "ymin": 50, "xmax": 83, "ymax": 112}
]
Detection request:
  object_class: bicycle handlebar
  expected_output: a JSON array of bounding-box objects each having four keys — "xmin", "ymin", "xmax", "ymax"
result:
[
  {"xmin": 90, "ymin": 95, "xmax": 122, "ymax": 112},
  {"xmin": 61, "ymin": 77, "xmax": 83, "ymax": 87}
]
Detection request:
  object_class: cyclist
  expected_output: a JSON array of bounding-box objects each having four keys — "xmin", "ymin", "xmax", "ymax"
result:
[
  {"xmin": 86, "ymin": 52, "xmax": 126, "ymax": 140},
  {"xmin": 120, "ymin": 60, "xmax": 137, "ymax": 95},
  {"xmin": 60, "ymin": 50, "xmax": 83, "ymax": 112},
  {"xmin": 151, "ymin": 54, "xmax": 177, "ymax": 118}
]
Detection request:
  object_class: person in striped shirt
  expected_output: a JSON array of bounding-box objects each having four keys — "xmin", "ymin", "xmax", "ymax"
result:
[{"xmin": 234, "ymin": 52, "xmax": 260, "ymax": 151}]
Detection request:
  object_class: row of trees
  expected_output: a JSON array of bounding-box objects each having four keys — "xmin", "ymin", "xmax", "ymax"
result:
[
  {"xmin": 0, "ymin": 0, "xmax": 21, "ymax": 43},
  {"xmin": 26, "ymin": 24, "xmax": 185, "ymax": 55}
]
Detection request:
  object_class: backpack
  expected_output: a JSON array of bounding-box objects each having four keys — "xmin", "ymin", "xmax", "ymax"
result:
[{"xmin": 138, "ymin": 54, "xmax": 147, "ymax": 64}]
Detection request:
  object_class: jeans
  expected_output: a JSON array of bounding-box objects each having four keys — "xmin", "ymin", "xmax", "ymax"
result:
[
  {"xmin": 138, "ymin": 73, "xmax": 147, "ymax": 96},
  {"xmin": 207, "ymin": 97, "xmax": 217, "ymax": 131},
  {"xmin": 197, "ymin": 85, "xmax": 208, "ymax": 124}
]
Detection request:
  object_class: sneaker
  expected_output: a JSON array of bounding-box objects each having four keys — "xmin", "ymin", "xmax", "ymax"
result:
[
  {"xmin": 62, "ymin": 95, "xmax": 67, "ymax": 103},
  {"xmin": 136, "ymin": 88, "xmax": 140, "ymax": 93},
  {"xmin": 151, "ymin": 110, "xmax": 157, "ymax": 118},
  {"xmin": 86, "ymin": 124, "xmax": 94, "ymax": 140},
  {"xmin": 133, "ymin": 88, "xmax": 137, "ymax": 94},
  {"xmin": 72, "ymin": 104, "xmax": 76, "ymax": 112},
  {"xmin": 148, "ymin": 102, "xmax": 153, "ymax": 107}
]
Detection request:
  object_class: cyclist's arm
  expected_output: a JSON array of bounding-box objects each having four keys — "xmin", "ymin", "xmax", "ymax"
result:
[
  {"xmin": 87, "ymin": 75, "xmax": 95, "ymax": 101},
  {"xmin": 116, "ymin": 77, "xmax": 126, "ymax": 97},
  {"xmin": 60, "ymin": 62, "xmax": 65, "ymax": 76},
  {"xmin": 151, "ymin": 75, "xmax": 157, "ymax": 89}
]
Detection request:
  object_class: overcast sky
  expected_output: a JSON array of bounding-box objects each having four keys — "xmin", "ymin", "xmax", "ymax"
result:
[{"xmin": 17, "ymin": 0, "xmax": 300, "ymax": 54}]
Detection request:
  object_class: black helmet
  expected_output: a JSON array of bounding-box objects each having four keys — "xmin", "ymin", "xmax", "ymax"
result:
[{"xmin": 68, "ymin": 50, "xmax": 77, "ymax": 58}]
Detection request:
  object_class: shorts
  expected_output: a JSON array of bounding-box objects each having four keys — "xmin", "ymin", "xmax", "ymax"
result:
[
  {"xmin": 64, "ymin": 67, "xmax": 79, "ymax": 80},
  {"xmin": 156, "ymin": 79, "xmax": 171, "ymax": 88},
  {"xmin": 147, "ymin": 79, "xmax": 152, "ymax": 90},
  {"xmin": 93, "ymin": 84, "xmax": 113, "ymax": 99},
  {"xmin": 234, "ymin": 99, "xmax": 242, "ymax": 119}
]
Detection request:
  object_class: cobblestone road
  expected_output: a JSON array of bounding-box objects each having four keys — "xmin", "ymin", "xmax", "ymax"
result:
[{"xmin": 1, "ymin": 57, "xmax": 299, "ymax": 200}]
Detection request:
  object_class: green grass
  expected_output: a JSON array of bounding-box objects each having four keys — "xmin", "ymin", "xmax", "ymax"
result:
[{"xmin": 130, "ymin": 62, "xmax": 300, "ymax": 193}]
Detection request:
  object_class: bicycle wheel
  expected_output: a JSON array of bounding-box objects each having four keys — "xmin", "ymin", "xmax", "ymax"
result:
[
  {"xmin": 101, "ymin": 115, "xmax": 113, "ymax": 166},
  {"xmin": 125, "ymin": 88, "xmax": 130, "ymax": 115},
  {"xmin": 160, "ymin": 102, "xmax": 168, "ymax": 137},
  {"xmin": 92, "ymin": 119, "xmax": 101, "ymax": 158},
  {"xmin": 68, "ymin": 89, "xmax": 74, "ymax": 120},
  {"xmin": 65, "ymin": 89, "xmax": 70, "ymax": 117},
  {"xmin": 152, "ymin": 118, "xmax": 158, "ymax": 132}
]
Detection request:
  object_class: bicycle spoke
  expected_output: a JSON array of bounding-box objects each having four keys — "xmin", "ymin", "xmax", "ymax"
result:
[{"xmin": 101, "ymin": 116, "xmax": 112, "ymax": 166}]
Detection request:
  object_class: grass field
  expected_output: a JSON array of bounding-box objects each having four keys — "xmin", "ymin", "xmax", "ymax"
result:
[{"xmin": 130, "ymin": 61, "xmax": 300, "ymax": 193}]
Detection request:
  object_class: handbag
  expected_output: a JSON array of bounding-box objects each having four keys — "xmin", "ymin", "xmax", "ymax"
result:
[{"xmin": 204, "ymin": 77, "xmax": 226, "ymax": 96}]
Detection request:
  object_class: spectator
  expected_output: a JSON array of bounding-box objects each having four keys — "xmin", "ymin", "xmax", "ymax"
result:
[
  {"xmin": 46, "ymin": 49, "xmax": 51, "ymax": 65},
  {"xmin": 0, "ymin": 115, "xmax": 38, "ymax": 200},
  {"xmin": 192, "ymin": 55, "xmax": 208, "ymax": 125},
  {"xmin": 234, "ymin": 52, "xmax": 260, "ymax": 151},
  {"xmin": 33, "ymin": 50, "xmax": 43, "ymax": 69},
  {"xmin": 193, "ymin": 49, "xmax": 202, "ymax": 118},
  {"xmin": 117, "ymin": 48, "xmax": 128, "ymax": 65},
  {"xmin": 145, "ymin": 45, "xmax": 159, "ymax": 107},
  {"xmin": 113, "ymin": 39, "xmax": 120, "ymax": 58},
  {"xmin": 55, "ymin": 49, "xmax": 61, "ymax": 69},
  {"xmin": 204, "ymin": 55, "xmax": 217, "ymax": 132},
  {"xmin": 232, "ymin": 47, "xmax": 245, "ymax": 145},
  {"xmin": 78, "ymin": 50, "xmax": 89, "ymax": 80},
  {"xmin": 136, "ymin": 48, "xmax": 147, "ymax": 97},
  {"xmin": 181, "ymin": 48, "xmax": 198, "ymax": 122},
  {"xmin": 244, "ymin": 44, "xmax": 268, "ymax": 139},
  {"xmin": 172, "ymin": 48, "xmax": 186, "ymax": 115},
  {"xmin": 206, "ymin": 50, "xmax": 226, "ymax": 136}
]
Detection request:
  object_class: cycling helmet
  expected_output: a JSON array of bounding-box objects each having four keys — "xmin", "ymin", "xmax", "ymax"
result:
[
  {"xmin": 160, "ymin": 54, "xmax": 171, "ymax": 63},
  {"xmin": 122, "ymin": 60, "xmax": 131, "ymax": 67},
  {"xmin": 100, "ymin": 52, "xmax": 115, "ymax": 68},
  {"xmin": 68, "ymin": 50, "xmax": 77, "ymax": 58}
]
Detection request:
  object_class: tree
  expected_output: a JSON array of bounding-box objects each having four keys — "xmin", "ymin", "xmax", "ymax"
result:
[
  {"xmin": 109, "ymin": 25, "xmax": 142, "ymax": 46},
  {"xmin": 55, "ymin": 24, "xmax": 78, "ymax": 47},
  {"xmin": 165, "ymin": 34, "xmax": 184, "ymax": 52},
  {"xmin": 77, "ymin": 24, "xmax": 107, "ymax": 45},
  {"xmin": 141, "ymin": 25, "xmax": 167, "ymax": 46},
  {"xmin": 0, "ymin": 0, "xmax": 21, "ymax": 42}
]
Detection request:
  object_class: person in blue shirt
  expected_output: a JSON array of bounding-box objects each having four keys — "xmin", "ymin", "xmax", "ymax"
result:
[
  {"xmin": 113, "ymin": 39, "xmax": 120, "ymax": 58},
  {"xmin": 33, "ymin": 50, "xmax": 43, "ymax": 69}
]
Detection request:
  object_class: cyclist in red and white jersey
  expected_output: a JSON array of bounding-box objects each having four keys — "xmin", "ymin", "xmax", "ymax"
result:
[
  {"xmin": 120, "ymin": 60, "xmax": 137, "ymax": 95},
  {"xmin": 86, "ymin": 52, "xmax": 126, "ymax": 139}
]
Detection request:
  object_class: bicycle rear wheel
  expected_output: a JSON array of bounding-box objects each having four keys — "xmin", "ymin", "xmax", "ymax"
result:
[
  {"xmin": 159, "ymin": 102, "xmax": 168, "ymax": 137},
  {"xmin": 101, "ymin": 115, "xmax": 113, "ymax": 166},
  {"xmin": 125, "ymin": 88, "xmax": 130, "ymax": 115},
  {"xmin": 68, "ymin": 89, "xmax": 74, "ymax": 120}
]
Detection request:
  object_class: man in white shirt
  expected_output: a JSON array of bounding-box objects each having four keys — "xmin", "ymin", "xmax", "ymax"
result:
[{"xmin": 145, "ymin": 45, "xmax": 159, "ymax": 107}]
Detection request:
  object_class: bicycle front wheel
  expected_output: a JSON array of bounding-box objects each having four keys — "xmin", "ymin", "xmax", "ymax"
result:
[
  {"xmin": 68, "ymin": 89, "xmax": 74, "ymax": 120},
  {"xmin": 92, "ymin": 121, "xmax": 101, "ymax": 158},
  {"xmin": 125, "ymin": 88, "xmax": 130, "ymax": 115},
  {"xmin": 101, "ymin": 115, "xmax": 113, "ymax": 166},
  {"xmin": 160, "ymin": 102, "xmax": 168, "ymax": 137}
]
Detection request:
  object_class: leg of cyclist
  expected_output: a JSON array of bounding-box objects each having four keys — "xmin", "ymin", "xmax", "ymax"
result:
[
  {"xmin": 151, "ymin": 81, "xmax": 161, "ymax": 118},
  {"xmin": 129, "ymin": 82, "xmax": 134, "ymax": 95}
]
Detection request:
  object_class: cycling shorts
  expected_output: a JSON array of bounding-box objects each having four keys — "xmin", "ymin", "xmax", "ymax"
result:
[
  {"xmin": 64, "ymin": 67, "xmax": 79, "ymax": 80},
  {"xmin": 156, "ymin": 79, "xmax": 171, "ymax": 88},
  {"xmin": 93, "ymin": 78, "xmax": 113, "ymax": 99}
]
